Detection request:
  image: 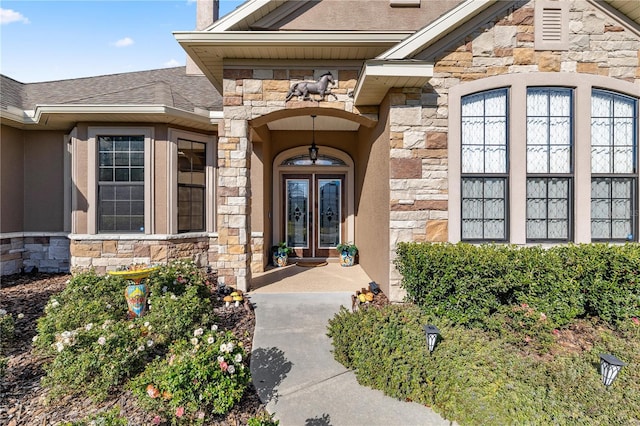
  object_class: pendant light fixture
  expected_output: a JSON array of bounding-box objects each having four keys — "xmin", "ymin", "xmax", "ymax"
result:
[{"xmin": 309, "ymin": 114, "xmax": 318, "ymax": 164}]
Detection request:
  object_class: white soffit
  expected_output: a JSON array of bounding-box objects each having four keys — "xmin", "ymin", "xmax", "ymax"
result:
[
  {"xmin": 603, "ymin": 0, "xmax": 640, "ymax": 25},
  {"xmin": 0, "ymin": 105, "xmax": 217, "ymax": 131},
  {"xmin": 174, "ymin": 31, "xmax": 411, "ymax": 92},
  {"xmin": 594, "ymin": 0, "xmax": 640, "ymax": 37},
  {"xmin": 353, "ymin": 60, "xmax": 433, "ymax": 107},
  {"xmin": 378, "ymin": 0, "xmax": 497, "ymax": 60},
  {"xmin": 267, "ymin": 115, "xmax": 360, "ymax": 131}
]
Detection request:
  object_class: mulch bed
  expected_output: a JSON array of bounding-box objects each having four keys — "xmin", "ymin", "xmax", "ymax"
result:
[{"xmin": 0, "ymin": 273, "xmax": 266, "ymax": 425}]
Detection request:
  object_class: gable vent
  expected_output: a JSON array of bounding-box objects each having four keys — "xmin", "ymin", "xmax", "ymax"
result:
[
  {"xmin": 535, "ymin": 1, "xmax": 569, "ymax": 50},
  {"xmin": 541, "ymin": 8, "xmax": 562, "ymax": 41}
]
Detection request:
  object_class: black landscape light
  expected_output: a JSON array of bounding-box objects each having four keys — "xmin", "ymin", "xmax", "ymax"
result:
[
  {"xmin": 424, "ymin": 324, "xmax": 440, "ymax": 353},
  {"xmin": 600, "ymin": 354, "xmax": 626, "ymax": 387}
]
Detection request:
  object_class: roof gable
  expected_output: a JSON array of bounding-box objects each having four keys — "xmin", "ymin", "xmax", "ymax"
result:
[
  {"xmin": 378, "ymin": 0, "xmax": 639, "ymax": 61},
  {"xmin": 253, "ymin": 0, "xmax": 464, "ymax": 32},
  {"xmin": 206, "ymin": 0, "xmax": 288, "ymax": 32},
  {"xmin": 208, "ymin": 0, "xmax": 464, "ymax": 32}
]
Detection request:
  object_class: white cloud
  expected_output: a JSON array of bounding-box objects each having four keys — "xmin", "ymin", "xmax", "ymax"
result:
[
  {"xmin": 113, "ymin": 37, "xmax": 134, "ymax": 47},
  {"xmin": 163, "ymin": 59, "xmax": 182, "ymax": 68},
  {"xmin": 1, "ymin": 8, "xmax": 30, "ymax": 25}
]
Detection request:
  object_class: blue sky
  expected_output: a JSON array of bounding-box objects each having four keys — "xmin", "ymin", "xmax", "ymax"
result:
[{"xmin": 1, "ymin": 0, "xmax": 244, "ymax": 83}]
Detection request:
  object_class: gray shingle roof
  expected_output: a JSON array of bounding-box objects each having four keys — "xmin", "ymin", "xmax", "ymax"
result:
[
  {"xmin": 1, "ymin": 75, "xmax": 25, "ymax": 111},
  {"xmin": 1, "ymin": 67, "xmax": 221, "ymax": 112}
]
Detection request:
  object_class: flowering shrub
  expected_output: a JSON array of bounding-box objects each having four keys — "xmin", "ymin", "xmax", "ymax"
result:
[
  {"xmin": 130, "ymin": 327, "xmax": 250, "ymax": 422},
  {"xmin": 31, "ymin": 261, "xmax": 250, "ymax": 419}
]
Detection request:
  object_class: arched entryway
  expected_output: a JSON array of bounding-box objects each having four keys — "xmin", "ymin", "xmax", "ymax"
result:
[{"xmin": 273, "ymin": 146, "xmax": 354, "ymax": 259}]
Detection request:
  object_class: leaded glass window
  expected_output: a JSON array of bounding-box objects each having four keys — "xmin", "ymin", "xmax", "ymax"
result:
[
  {"xmin": 98, "ymin": 135, "xmax": 145, "ymax": 232},
  {"xmin": 591, "ymin": 90, "xmax": 637, "ymax": 241},
  {"xmin": 461, "ymin": 178, "xmax": 507, "ymax": 240},
  {"xmin": 178, "ymin": 139, "xmax": 206, "ymax": 233},
  {"xmin": 461, "ymin": 89, "xmax": 508, "ymax": 241},
  {"xmin": 461, "ymin": 89, "xmax": 508, "ymax": 174},
  {"xmin": 526, "ymin": 88, "xmax": 573, "ymax": 241},
  {"xmin": 526, "ymin": 178, "xmax": 571, "ymax": 240}
]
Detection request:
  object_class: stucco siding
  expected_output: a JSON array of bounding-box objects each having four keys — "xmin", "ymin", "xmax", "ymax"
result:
[
  {"xmin": 0, "ymin": 125, "xmax": 25, "ymax": 233},
  {"xmin": 275, "ymin": 0, "xmax": 463, "ymax": 32},
  {"xmin": 355, "ymin": 97, "xmax": 391, "ymax": 297},
  {"xmin": 23, "ymin": 131, "xmax": 65, "ymax": 232}
]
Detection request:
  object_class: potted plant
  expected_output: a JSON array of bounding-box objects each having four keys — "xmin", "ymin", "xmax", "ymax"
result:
[
  {"xmin": 271, "ymin": 242, "xmax": 292, "ymax": 267},
  {"xmin": 336, "ymin": 242, "xmax": 358, "ymax": 267}
]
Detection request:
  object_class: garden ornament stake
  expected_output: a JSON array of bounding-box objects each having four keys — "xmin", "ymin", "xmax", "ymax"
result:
[
  {"xmin": 424, "ymin": 324, "xmax": 440, "ymax": 353},
  {"xmin": 599, "ymin": 354, "xmax": 626, "ymax": 387}
]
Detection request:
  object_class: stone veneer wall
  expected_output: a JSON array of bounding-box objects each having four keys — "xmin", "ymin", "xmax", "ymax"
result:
[
  {"xmin": 250, "ymin": 233, "xmax": 265, "ymax": 273},
  {"xmin": 216, "ymin": 68, "xmax": 367, "ymax": 291},
  {"xmin": 386, "ymin": 0, "xmax": 640, "ymax": 297},
  {"xmin": 387, "ymin": 88, "xmax": 449, "ymax": 301},
  {"xmin": 70, "ymin": 236, "xmax": 217, "ymax": 275},
  {"xmin": 0, "ymin": 234, "xmax": 70, "ymax": 275}
]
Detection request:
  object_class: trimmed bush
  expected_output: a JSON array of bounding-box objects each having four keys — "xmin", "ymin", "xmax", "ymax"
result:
[
  {"xmin": 395, "ymin": 242, "xmax": 640, "ymax": 328},
  {"xmin": 328, "ymin": 305, "xmax": 640, "ymax": 425}
]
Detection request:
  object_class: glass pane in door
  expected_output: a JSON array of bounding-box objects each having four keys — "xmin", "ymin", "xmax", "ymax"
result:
[
  {"xmin": 318, "ymin": 179, "xmax": 341, "ymax": 248},
  {"xmin": 286, "ymin": 179, "xmax": 309, "ymax": 248}
]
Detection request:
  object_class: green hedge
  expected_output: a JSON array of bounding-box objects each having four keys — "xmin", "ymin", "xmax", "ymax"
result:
[
  {"xmin": 327, "ymin": 305, "xmax": 640, "ymax": 425},
  {"xmin": 395, "ymin": 243, "xmax": 640, "ymax": 328}
]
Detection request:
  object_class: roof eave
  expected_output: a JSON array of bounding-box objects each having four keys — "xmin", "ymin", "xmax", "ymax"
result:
[
  {"xmin": 378, "ymin": 0, "xmax": 498, "ymax": 60},
  {"xmin": 174, "ymin": 30, "xmax": 412, "ymax": 92},
  {"xmin": 205, "ymin": 0, "xmax": 288, "ymax": 32},
  {"xmin": 353, "ymin": 60, "xmax": 434, "ymax": 107},
  {"xmin": 1, "ymin": 105, "xmax": 219, "ymax": 131}
]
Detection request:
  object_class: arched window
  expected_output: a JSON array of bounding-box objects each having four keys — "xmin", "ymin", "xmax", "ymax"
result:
[
  {"xmin": 281, "ymin": 155, "xmax": 346, "ymax": 166},
  {"xmin": 449, "ymin": 74, "xmax": 639, "ymax": 244}
]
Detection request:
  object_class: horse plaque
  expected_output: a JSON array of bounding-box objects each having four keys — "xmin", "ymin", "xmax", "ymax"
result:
[{"xmin": 285, "ymin": 72, "xmax": 338, "ymax": 102}]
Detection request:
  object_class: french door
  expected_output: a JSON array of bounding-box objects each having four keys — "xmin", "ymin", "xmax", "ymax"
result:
[{"xmin": 283, "ymin": 173, "xmax": 344, "ymax": 258}]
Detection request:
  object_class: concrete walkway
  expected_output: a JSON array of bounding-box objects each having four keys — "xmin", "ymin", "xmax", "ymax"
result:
[{"xmin": 248, "ymin": 289, "xmax": 453, "ymax": 426}]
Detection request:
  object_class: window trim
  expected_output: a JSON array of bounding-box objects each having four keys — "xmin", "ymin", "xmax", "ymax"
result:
[
  {"xmin": 88, "ymin": 127, "xmax": 154, "ymax": 235},
  {"xmin": 449, "ymin": 73, "xmax": 639, "ymax": 244},
  {"xmin": 168, "ymin": 128, "xmax": 216, "ymax": 234}
]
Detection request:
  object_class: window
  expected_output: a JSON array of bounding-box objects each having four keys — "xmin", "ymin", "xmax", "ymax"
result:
[
  {"xmin": 526, "ymin": 88, "xmax": 573, "ymax": 241},
  {"xmin": 460, "ymin": 89, "xmax": 508, "ymax": 241},
  {"xmin": 591, "ymin": 90, "xmax": 637, "ymax": 241},
  {"xmin": 98, "ymin": 135, "xmax": 145, "ymax": 232},
  {"xmin": 281, "ymin": 154, "xmax": 346, "ymax": 166},
  {"xmin": 450, "ymin": 74, "xmax": 639, "ymax": 244},
  {"xmin": 178, "ymin": 139, "xmax": 206, "ymax": 233}
]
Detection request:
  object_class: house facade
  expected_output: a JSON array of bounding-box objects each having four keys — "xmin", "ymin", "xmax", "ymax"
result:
[{"xmin": 1, "ymin": 0, "xmax": 639, "ymax": 301}]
